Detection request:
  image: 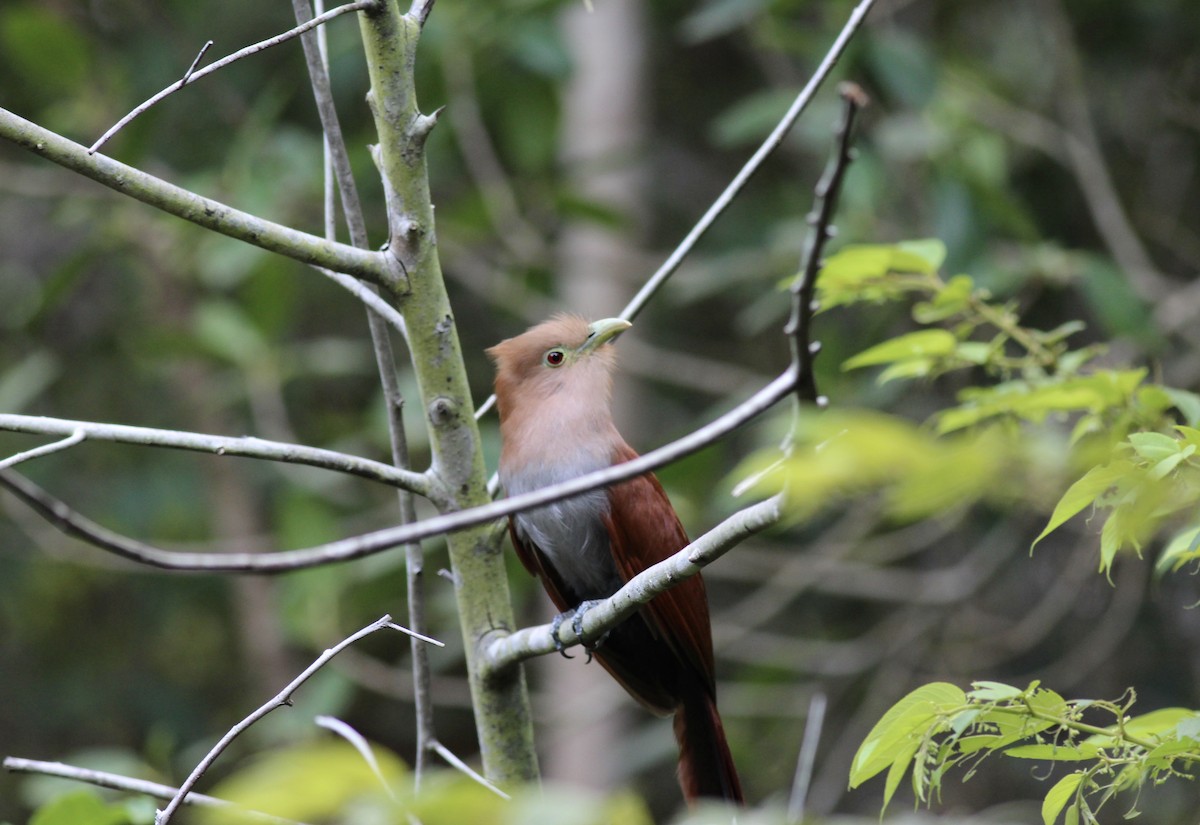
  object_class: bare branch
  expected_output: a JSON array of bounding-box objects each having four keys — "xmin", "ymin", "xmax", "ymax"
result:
[
  {"xmin": 481, "ymin": 494, "xmax": 783, "ymax": 671},
  {"xmin": 0, "ymin": 428, "xmax": 84, "ymax": 470},
  {"xmin": 470, "ymin": 0, "xmax": 878, "ymax": 417},
  {"xmin": 787, "ymin": 692, "xmax": 827, "ymax": 823},
  {"xmin": 1, "ymin": 367, "xmax": 797, "ymax": 573},
  {"xmin": 0, "ymin": 414, "xmax": 431, "ymax": 496},
  {"xmin": 0, "ymin": 107, "xmax": 401, "ymax": 288},
  {"xmin": 430, "ymin": 739, "xmax": 510, "ymax": 799},
  {"xmin": 315, "ymin": 716, "xmax": 397, "ymax": 800},
  {"xmin": 313, "ymin": 265, "xmax": 410, "ymax": 339},
  {"xmin": 156, "ymin": 615, "xmax": 403, "ymax": 824},
  {"xmin": 787, "ymin": 82, "xmax": 868, "ymax": 406},
  {"xmin": 618, "ymin": 0, "xmax": 879, "ymax": 321},
  {"xmin": 2, "ymin": 758, "xmax": 307, "ymax": 825},
  {"xmin": 89, "ymin": 1, "xmax": 379, "ymax": 154}
]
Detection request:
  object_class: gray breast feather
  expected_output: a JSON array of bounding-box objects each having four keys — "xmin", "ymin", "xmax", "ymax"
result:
[{"xmin": 505, "ymin": 472, "xmax": 624, "ymax": 599}]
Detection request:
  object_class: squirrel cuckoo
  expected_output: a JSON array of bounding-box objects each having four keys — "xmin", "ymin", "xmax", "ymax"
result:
[{"xmin": 488, "ymin": 314, "xmax": 743, "ymax": 804}]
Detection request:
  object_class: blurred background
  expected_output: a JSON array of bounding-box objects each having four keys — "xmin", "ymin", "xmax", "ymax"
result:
[{"xmin": 2, "ymin": 0, "xmax": 1200, "ymax": 821}]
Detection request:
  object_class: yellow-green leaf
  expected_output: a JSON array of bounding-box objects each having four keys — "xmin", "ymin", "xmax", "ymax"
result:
[
  {"xmin": 850, "ymin": 682, "xmax": 965, "ymax": 787},
  {"xmin": 1033, "ymin": 461, "xmax": 1131, "ymax": 548},
  {"xmin": 1042, "ymin": 773, "xmax": 1083, "ymax": 825},
  {"xmin": 844, "ymin": 329, "xmax": 958, "ymax": 370}
]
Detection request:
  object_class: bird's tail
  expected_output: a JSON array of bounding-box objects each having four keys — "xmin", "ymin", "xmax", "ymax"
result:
[{"xmin": 674, "ymin": 690, "xmax": 743, "ymax": 804}]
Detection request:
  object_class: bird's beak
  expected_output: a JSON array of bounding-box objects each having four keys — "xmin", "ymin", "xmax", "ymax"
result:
[{"xmin": 577, "ymin": 317, "xmax": 632, "ymax": 356}]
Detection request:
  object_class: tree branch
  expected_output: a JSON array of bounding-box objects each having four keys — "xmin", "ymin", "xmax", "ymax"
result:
[
  {"xmin": 156, "ymin": 615, "xmax": 420, "ymax": 824},
  {"xmin": 89, "ymin": 1, "xmax": 380, "ymax": 154},
  {"xmin": 787, "ymin": 82, "xmax": 868, "ymax": 406},
  {"xmin": 481, "ymin": 494, "xmax": 784, "ymax": 672},
  {"xmin": 617, "ymin": 0, "xmax": 878, "ymax": 321},
  {"xmin": 0, "ymin": 414, "xmax": 432, "ymax": 496},
  {"xmin": 0, "ymin": 367, "xmax": 797, "ymax": 572},
  {"xmin": 470, "ymin": 0, "xmax": 878, "ymax": 417},
  {"xmin": 0, "ymin": 428, "xmax": 84, "ymax": 470},
  {"xmin": 0, "ymin": 107, "xmax": 401, "ymax": 288},
  {"xmin": 1, "ymin": 758, "xmax": 308, "ymax": 825}
]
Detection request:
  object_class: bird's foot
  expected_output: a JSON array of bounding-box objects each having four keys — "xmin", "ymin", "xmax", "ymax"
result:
[
  {"xmin": 571, "ymin": 599, "xmax": 611, "ymax": 664},
  {"xmin": 549, "ymin": 612, "xmax": 574, "ymax": 659}
]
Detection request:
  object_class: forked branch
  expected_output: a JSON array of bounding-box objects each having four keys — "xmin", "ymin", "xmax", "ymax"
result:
[{"xmin": 0, "ymin": 108, "xmax": 400, "ymax": 288}]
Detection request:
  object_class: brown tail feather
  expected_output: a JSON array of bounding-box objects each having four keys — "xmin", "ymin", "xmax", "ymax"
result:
[{"xmin": 674, "ymin": 690, "xmax": 743, "ymax": 804}]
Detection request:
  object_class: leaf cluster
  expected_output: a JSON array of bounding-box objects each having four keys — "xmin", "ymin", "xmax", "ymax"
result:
[
  {"xmin": 850, "ymin": 680, "xmax": 1200, "ymax": 825},
  {"xmin": 742, "ymin": 240, "xmax": 1199, "ymax": 531}
]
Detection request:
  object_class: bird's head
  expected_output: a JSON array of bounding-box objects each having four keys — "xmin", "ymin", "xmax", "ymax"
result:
[{"xmin": 487, "ymin": 314, "xmax": 632, "ymax": 426}]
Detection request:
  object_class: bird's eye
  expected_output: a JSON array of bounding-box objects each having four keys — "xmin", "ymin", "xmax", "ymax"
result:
[{"xmin": 544, "ymin": 349, "xmax": 565, "ymax": 367}]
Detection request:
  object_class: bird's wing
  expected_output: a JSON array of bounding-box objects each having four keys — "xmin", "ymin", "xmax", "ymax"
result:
[
  {"xmin": 508, "ymin": 522, "xmax": 576, "ymax": 613},
  {"xmin": 604, "ymin": 441, "xmax": 717, "ymax": 691}
]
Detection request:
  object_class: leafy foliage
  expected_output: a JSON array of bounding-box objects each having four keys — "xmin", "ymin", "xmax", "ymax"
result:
[
  {"xmin": 850, "ymin": 680, "xmax": 1200, "ymax": 825},
  {"xmin": 746, "ymin": 241, "xmax": 1200, "ymax": 569}
]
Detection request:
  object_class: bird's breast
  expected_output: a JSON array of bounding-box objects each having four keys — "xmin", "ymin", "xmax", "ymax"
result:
[{"xmin": 503, "ymin": 461, "xmax": 624, "ymax": 600}]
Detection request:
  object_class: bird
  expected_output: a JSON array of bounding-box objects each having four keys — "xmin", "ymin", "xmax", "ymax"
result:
[{"xmin": 488, "ymin": 314, "xmax": 743, "ymax": 805}]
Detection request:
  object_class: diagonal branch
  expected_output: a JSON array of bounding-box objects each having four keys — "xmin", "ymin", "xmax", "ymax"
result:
[
  {"xmin": 0, "ymin": 367, "xmax": 798, "ymax": 573},
  {"xmin": 481, "ymin": 494, "xmax": 784, "ymax": 672},
  {"xmin": 471, "ymin": 0, "xmax": 877, "ymax": 418},
  {"xmin": 156, "ymin": 615, "xmax": 421, "ymax": 824},
  {"xmin": 0, "ymin": 108, "xmax": 401, "ymax": 288},
  {"xmin": 89, "ymin": 1, "xmax": 379, "ymax": 154},
  {"xmin": 2, "ymin": 758, "xmax": 307, "ymax": 825},
  {"xmin": 0, "ymin": 429, "xmax": 84, "ymax": 470},
  {"xmin": 618, "ymin": 0, "xmax": 878, "ymax": 321},
  {"xmin": 0, "ymin": 414, "xmax": 432, "ymax": 496}
]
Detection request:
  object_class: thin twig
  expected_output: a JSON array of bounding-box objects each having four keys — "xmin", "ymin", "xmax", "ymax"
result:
[
  {"xmin": 786, "ymin": 82, "xmax": 868, "ymax": 405},
  {"xmin": 89, "ymin": 1, "xmax": 378, "ymax": 154},
  {"xmin": 2, "ymin": 758, "xmax": 308, "ymax": 825},
  {"xmin": 156, "ymin": 615, "xmax": 405, "ymax": 824},
  {"xmin": 430, "ymin": 739, "xmax": 510, "ymax": 799},
  {"xmin": 0, "ymin": 428, "xmax": 84, "ymax": 470},
  {"xmin": 471, "ymin": 0, "xmax": 878, "ymax": 419},
  {"xmin": 0, "ymin": 414, "xmax": 431, "ymax": 495},
  {"xmin": 483, "ymin": 494, "xmax": 783, "ymax": 669},
  {"xmin": 0, "ymin": 108, "xmax": 398, "ymax": 287},
  {"xmin": 303, "ymin": 0, "xmax": 435, "ymax": 785},
  {"xmin": 315, "ymin": 716, "xmax": 397, "ymax": 800},
  {"xmin": 0, "ymin": 367, "xmax": 798, "ymax": 573},
  {"xmin": 313, "ymin": 265, "xmax": 409, "ymax": 339},
  {"xmin": 180, "ymin": 40, "xmax": 214, "ymax": 85},
  {"xmin": 618, "ymin": 0, "xmax": 878, "ymax": 321},
  {"xmin": 787, "ymin": 692, "xmax": 827, "ymax": 823}
]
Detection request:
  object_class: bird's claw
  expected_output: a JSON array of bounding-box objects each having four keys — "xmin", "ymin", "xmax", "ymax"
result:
[
  {"xmin": 550, "ymin": 612, "xmax": 574, "ymax": 659},
  {"xmin": 571, "ymin": 599, "xmax": 611, "ymax": 664}
]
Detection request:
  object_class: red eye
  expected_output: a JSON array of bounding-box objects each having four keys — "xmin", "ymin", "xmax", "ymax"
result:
[{"xmin": 544, "ymin": 349, "xmax": 565, "ymax": 367}]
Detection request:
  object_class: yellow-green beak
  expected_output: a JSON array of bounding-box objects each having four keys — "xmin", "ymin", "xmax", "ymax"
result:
[{"xmin": 577, "ymin": 317, "xmax": 632, "ymax": 356}]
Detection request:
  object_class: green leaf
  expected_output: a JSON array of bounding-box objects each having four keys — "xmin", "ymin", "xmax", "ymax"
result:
[
  {"xmin": 896, "ymin": 238, "xmax": 948, "ymax": 272},
  {"xmin": 1005, "ymin": 744, "xmax": 1096, "ymax": 761},
  {"xmin": 968, "ymin": 681, "xmax": 1023, "ymax": 701},
  {"xmin": 850, "ymin": 682, "xmax": 966, "ymax": 787},
  {"xmin": 199, "ymin": 741, "xmax": 407, "ymax": 824},
  {"xmin": 1165, "ymin": 388, "xmax": 1200, "ymax": 426},
  {"xmin": 1158, "ymin": 525, "xmax": 1200, "ymax": 574},
  {"xmin": 844, "ymin": 329, "xmax": 958, "ymax": 370},
  {"xmin": 1148, "ymin": 443, "xmax": 1194, "ymax": 481},
  {"xmin": 1033, "ymin": 461, "xmax": 1132, "ymax": 548},
  {"xmin": 1127, "ymin": 432, "xmax": 1180, "ymax": 463},
  {"xmin": 30, "ymin": 792, "xmax": 130, "ymax": 825},
  {"xmin": 1043, "ymin": 773, "xmax": 1083, "ymax": 825}
]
